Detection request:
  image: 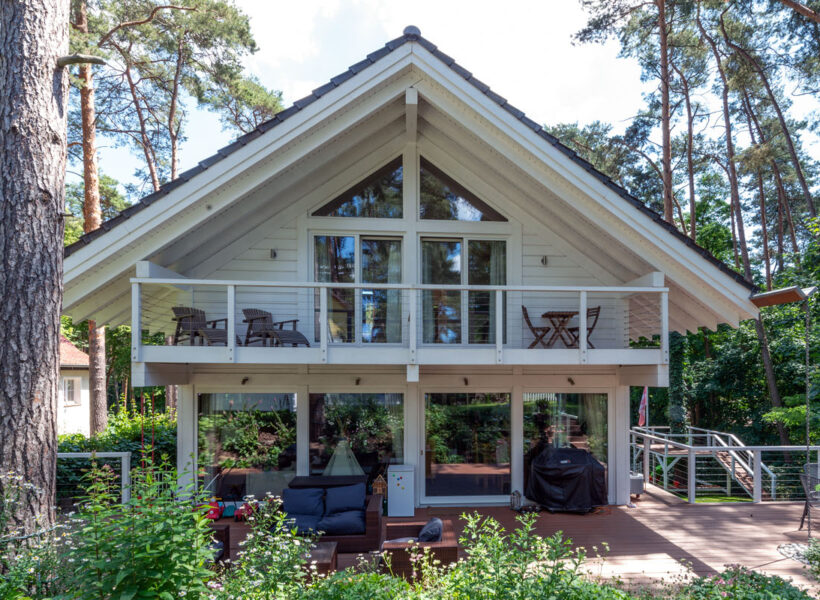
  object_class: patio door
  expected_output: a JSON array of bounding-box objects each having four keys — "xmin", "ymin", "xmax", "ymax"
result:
[{"xmin": 422, "ymin": 392, "xmax": 511, "ymax": 502}]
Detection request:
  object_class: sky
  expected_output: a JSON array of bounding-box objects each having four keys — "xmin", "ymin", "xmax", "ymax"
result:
[{"xmin": 92, "ymin": 0, "xmax": 655, "ymax": 190}]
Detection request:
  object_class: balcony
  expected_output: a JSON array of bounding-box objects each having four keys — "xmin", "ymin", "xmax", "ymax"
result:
[{"xmin": 131, "ymin": 275, "xmax": 669, "ymax": 368}]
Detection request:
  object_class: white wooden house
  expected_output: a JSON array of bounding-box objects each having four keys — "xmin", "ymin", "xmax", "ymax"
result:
[
  {"xmin": 58, "ymin": 335, "xmax": 90, "ymax": 436},
  {"xmin": 62, "ymin": 27, "xmax": 757, "ymax": 507}
]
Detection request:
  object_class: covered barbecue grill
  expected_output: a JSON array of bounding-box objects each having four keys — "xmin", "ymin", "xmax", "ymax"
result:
[{"xmin": 525, "ymin": 446, "xmax": 607, "ymax": 513}]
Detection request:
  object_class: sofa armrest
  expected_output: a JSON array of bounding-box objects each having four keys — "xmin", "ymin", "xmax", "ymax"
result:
[
  {"xmin": 384, "ymin": 521, "xmax": 423, "ymax": 541},
  {"xmin": 365, "ymin": 494, "xmax": 382, "ymax": 538}
]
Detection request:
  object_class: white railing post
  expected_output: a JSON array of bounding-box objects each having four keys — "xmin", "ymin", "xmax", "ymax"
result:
[
  {"xmin": 660, "ymin": 291, "xmax": 669, "ymax": 364},
  {"xmin": 579, "ymin": 291, "xmax": 588, "ymax": 363},
  {"xmin": 688, "ymin": 448, "xmax": 696, "ymax": 504},
  {"xmin": 227, "ymin": 285, "xmax": 236, "ymax": 363},
  {"xmin": 131, "ymin": 283, "xmax": 141, "ymax": 362},
  {"xmin": 121, "ymin": 452, "xmax": 131, "ymax": 503},
  {"xmin": 495, "ymin": 289, "xmax": 503, "ymax": 363},
  {"xmin": 320, "ymin": 288, "xmax": 328, "ymax": 363},
  {"xmin": 643, "ymin": 433, "xmax": 650, "ymax": 483},
  {"xmin": 408, "ymin": 288, "xmax": 417, "ymax": 364},
  {"xmin": 753, "ymin": 450, "xmax": 762, "ymax": 502}
]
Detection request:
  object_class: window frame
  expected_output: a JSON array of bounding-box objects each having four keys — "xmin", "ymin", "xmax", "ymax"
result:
[{"xmin": 61, "ymin": 376, "xmax": 82, "ymax": 407}]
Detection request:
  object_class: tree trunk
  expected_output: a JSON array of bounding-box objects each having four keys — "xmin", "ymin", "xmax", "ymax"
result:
[
  {"xmin": 0, "ymin": 0, "xmax": 69, "ymax": 534},
  {"xmin": 657, "ymin": 0, "xmax": 675, "ymax": 225},
  {"xmin": 75, "ymin": 0, "xmax": 108, "ymax": 435},
  {"xmin": 699, "ymin": 7, "xmax": 790, "ymax": 446},
  {"xmin": 676, "ymin": 64, "xmax": 697, "ymax": 239}
]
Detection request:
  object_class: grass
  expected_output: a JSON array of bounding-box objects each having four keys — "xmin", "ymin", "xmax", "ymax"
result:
[{"xmin": 679, "ymin": 494, "xmax": 753, "ymax": 503}]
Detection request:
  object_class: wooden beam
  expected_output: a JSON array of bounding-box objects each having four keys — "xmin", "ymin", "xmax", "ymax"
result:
[{"xmin": 405, "ymin": 87, "xmax": 418, "ymax": 143}]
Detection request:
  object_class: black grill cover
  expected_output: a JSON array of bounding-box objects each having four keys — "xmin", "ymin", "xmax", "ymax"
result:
[{"xmin": 525, "ymin": 447, "xmax": 607, "ymax": 513}]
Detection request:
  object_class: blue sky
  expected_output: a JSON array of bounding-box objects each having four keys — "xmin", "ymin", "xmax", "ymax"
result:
[{"xmin": 89, "ymin": 1, "xmax": 653, "ymax": 191}]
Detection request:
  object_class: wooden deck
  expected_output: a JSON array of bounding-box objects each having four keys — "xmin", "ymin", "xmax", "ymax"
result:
[{"xmin": 217, "ymin": 487, "xmax": 816, "ymax": 591}]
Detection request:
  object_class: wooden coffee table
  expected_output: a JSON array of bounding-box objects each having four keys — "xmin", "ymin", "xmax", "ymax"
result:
[{"xmin": 304, "ymin": 541, "xmax": 338, "ymax": 576}]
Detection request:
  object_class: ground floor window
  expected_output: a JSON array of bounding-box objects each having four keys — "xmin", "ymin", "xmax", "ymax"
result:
[
  {"xmin": 308, "ymin": 393, "xmax": 403, "ymax": 485},
  {"xmin": 198, "ymin": 393, "xmax": 297, "ymax": 500},
  {"xmin": 523, "ymin": 393, "xmax": 608, "ymax": 490},
  {"xmin": 424, "ymin": 392, "xmax": 511, "ymax": 497}
]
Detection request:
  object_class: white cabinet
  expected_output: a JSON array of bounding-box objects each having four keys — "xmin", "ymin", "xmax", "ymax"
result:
[{"xmin": 387, "ymin": 464, "xmax": 415, "ymax": 517}]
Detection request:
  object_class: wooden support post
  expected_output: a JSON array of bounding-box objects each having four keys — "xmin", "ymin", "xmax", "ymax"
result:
[
  {"xmin": 643, "ymin": 433, "xmax": 650, "ymax": 483},
  {"xmin": 579, "ymin": 291, "xmax": 587, "ymax": 363},
  {"xmin": 121, "ymin": 452, "xmax": 131, "ymax": 503},
  {"xmin": 408, "ymin": 288, "xmax": 417, "ymax": 364},
  {"xmin": 661, "ymin": 291, "xmax": 669, "ymax": 364},
  {"xmin": 753, "ymin": 450, "xmax": 762, "ymax": 503},
  {"xmin": 227, "ymin": 285, "xmax": 235, "ymax": 363},
  {"xmin": 320, "ymin": 289, "xmax": 328, "ymax": 363},
  {"xmin": 495, "ymin": 289, "xmax": 503, "ymax": 363},
  {"xmin": 688, "ymin": 448, "xmax": 696, "ymax": 504},
  {"xmin": 131, "ymin": 283, "xmax": 141, "ymax": 362}
]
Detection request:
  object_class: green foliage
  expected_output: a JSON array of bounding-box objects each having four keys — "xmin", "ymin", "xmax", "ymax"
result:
[
  {"xmin": 680, "ymin": 566, "xmax": 813, "ymax": 600},
  {"xmin": 64, "ymin": 173, "xmax": 129, "ymax": 245},
  {"xmin": 802, "ymin": 538, "xmax": 820, "ymax": 582},
  {"xmin": 58, "ymin": 460, "xmax": 214, "ymax": 600},
  {"xmin": 199, "ymin": 409, "xmax": 295, "ymax": 470}
]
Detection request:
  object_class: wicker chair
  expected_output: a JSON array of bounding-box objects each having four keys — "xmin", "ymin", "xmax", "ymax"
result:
[
  {"xmin": 242, "ymin": 308, "xmax": 310, "ymax": 347},
  {"xmin": 171, "ymin": 306, "xmax": 228, "ymax": 346},
  {"xmin": 799, "ymin": 465, "xmax": 820, "ymax": 530}
]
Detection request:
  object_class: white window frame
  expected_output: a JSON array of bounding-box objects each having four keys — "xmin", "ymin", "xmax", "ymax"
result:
[{"xmin": 61, "ymin": 376, "xmax": 82, "ymax": 407}]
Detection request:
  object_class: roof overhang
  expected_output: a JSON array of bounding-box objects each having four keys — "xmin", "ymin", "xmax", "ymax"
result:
[{"xmin": 751, "ymin": 286, "xmax": 817, "ymax": 308}]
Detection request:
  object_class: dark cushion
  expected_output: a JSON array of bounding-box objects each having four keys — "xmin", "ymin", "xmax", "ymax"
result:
[
  {"xmin": 283, "ymin": 487, "xmax": 324, "ymax": 517},
  {"xmin": 324, "ymin": 482, "xmax": 366, "ymax": 514},
  {"xmin": 317, "ymin": 509, "xmax": 365, "ymax": 535},
  {"xmin": 284, "ymin": 513, "xmax": 321, "ymax": 535},
  {"xmin": 418, "ymin": 518, "xmax": 443, "ymax": 542}
]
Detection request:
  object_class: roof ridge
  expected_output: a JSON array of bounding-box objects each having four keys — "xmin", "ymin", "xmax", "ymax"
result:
[{"xmin": 63, "ymin": 28, "xmax": 756, "ymax": 293}]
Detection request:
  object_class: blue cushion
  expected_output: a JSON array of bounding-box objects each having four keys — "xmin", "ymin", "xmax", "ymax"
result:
[
  {"xmin": 324, "ymin": 483, "xmax": 366, "ymax": 514},
  {"xmin": 418, "ymin": 518, "xmax": 443, "ymax": 542},
  {"xmin": 317, "ymin": 509, "xmax": 365, "ymax": 535},
  {"xmin": 285, "ymin": 513, "xmax": 321, "ymax": 535},
  {"xmin": 282, "ymin": 487, "xmax": 324, "ymax": 517}
]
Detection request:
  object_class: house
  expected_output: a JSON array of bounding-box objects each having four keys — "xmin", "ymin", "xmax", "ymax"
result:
[
  {"xmin": 59, "ymin": 335, "xmax": 90, "ymax": 436},
  {"xmin": 61, "ymin": 27, "xmax": 758, "ymax": 508}
]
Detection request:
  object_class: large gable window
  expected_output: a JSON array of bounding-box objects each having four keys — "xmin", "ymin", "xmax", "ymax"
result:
[
  {"xmin": 313, "ymin": 158, "xmax": 403, "ymax": 218},
  {"xmin": 419, "ymin": 158, "xmax": 506, "ymax": 222}
]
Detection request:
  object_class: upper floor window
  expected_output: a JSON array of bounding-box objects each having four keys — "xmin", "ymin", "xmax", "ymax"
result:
[
  {"xmin": 61, "ymin": 377, "xmax": 81, "ymax": 406},
  {"xmin": 419, "ymin": 158, "xmax": 506, "ymax": 222},
  {"xmin": 312, "ymin": 158, "xmax": 403, "ymax": 218}
]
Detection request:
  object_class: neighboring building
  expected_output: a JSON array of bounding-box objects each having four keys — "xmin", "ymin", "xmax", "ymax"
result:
[
  {"xmin": 61, "ymin": 28, "xmax": 757, "ymax": 507},
  {"xmin": 59, "ymin": 335, "xmax": 90, "ymax": 436}
]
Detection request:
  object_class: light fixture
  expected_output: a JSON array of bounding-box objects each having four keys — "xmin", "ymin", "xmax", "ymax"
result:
[
  {"xmin": 463, "ymin": 377, "xmax": 469, "ymax": 386},
  {"xmin": 270, "ymin": 249, "xmax": 277, "ymax": 260},
  {"xmin": 241, "ymin": 377, "xmax": 249, "ymax": 385},
  {"xmin": 541, "ymin": 256, "xmax": 549, "ymax": 267},
  {"xmin": 355, "ymin": 377, "xmax": 361, "ymax": 386},
  {"xmin": 567, "ymin": 377, "xmax": 575, "ymax": 386}
]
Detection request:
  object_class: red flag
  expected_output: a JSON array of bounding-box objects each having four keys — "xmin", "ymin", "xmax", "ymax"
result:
[{"xmin": 638, "ymin": 386, "xmax": 649, "ymax": 427}]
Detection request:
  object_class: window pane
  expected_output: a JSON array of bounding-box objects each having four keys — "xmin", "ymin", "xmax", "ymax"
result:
[
  {"xmin": 419, "ymin": 159, "xmax": 506, "ymax": 221},
  {"xmin": 425, "ymin": 393, "xmax": 511, "ymax": 496},
  {"xmin": 361, "ymin": 238, "xmax": 402, "ymax": 343},
  {"xmin": 198, "ymin": 393, "xmax": 297, "ymax": 500},
  {"xmin": 422, "ymin": 239, "xmax": 461, "ymax": 344},
  {"xmin": 523, "ymin": 393, "xmax": 608, "ymax": 492},
  {"xmin": 314, "ymin": 236, "xmax": 355, "ymax": 343},
  {"xmin": 468, "ymin": 240, "xmax": 506, "ymax": 344},
  {"xmin": 312, "ymin": 158, "xmax": 403, "ymax": 218},
  {"xmin": 309, "ymin": 393, "xmax": 404, "ymax": 486}
]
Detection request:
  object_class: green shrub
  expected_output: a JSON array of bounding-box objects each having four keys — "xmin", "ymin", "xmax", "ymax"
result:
[
  {"xmin": 303, "ymin": 570, "xmax": 411, "ymax": 600},
  {"xmin": 58, "ymin": 459, "xmax": 214, "ymax": 600},
  {"xmin": 803, "ymin": 538, "xmax": 820, "ymax": 581},
  {"xmin": 679, "ymin": 566, "xmax": 813, "ymax": 600}
]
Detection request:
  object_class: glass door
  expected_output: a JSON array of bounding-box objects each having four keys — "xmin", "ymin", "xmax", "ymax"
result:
[
  {"xmin": 423, "ymin": 392, "xmax": 511, "ymax": 499},
  {"xmin": 314, "ymin": 235, "xmax": 356, "ymax": 343},
  {"xmin": 421, "ymin": 239, "xmax": 462, "ymax": 343},
  {"xmin": 361, "ymin": 238, "xmax": 402, "ymax": 343},
  {"xmin": 467, "ymin": 240, "xmax": 506, "ymax": 343}
]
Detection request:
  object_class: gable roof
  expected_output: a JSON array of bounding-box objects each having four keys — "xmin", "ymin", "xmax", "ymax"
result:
[
  {"xmin": 60, "ymin": 335, "xmax": 89, "ymax": 368},
  {"xmin": 63, "ymin": 26, "xmax": 755, "ymax": 293}
]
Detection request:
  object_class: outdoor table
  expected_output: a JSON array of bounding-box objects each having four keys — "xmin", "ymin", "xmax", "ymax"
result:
[
  {"xmin": 541, "ymin": 310, "xmax": 579, "ymax": 348},
  {"xmin": 303, "ymin": 541, "xmax": 338, "ymax": 576}
]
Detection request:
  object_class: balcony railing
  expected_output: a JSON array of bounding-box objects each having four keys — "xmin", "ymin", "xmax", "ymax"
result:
[{"xmin": 131, "ymin": 277, "xmax": 669, "ymax": 366}]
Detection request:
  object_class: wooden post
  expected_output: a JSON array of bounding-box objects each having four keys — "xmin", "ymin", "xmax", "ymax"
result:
[
  {"xmin": 320, "ymin": 288, "xmax": 328, "ymax": 363},
  {"xmin": 408, "ymin": 288, "xmax": 417, "ymax": 364},
  {"xmin": 495, "ymin": 289, "xmax": 503, "ymax": 363},
  {"xmin": 753, "ymin": 450, "xmax": 762, "ymax": 503},
  {"xmin": 121, "ymin": 452, "xmax": 131, "ymax": 503},
  {"xmin": 579, "ymin": 291, "xmax": 588, "ymax": 363},
  {"xmin": 227, "ymin": 285, "xmax": 235, "ymax": 363},
  {"xmin": 131, "ymin": 283, "xmax": 141, "ymax": 362},
  {"xmin": 688, "ymin": 448, "xmax": 696, "ymax": 504},
  {"xmin": 643, "ymin": 433, "xmax": 650, "ymax": 483},
  {"xmin": 661, "ymin": 291, "xmax": 669, "ymax": 364}
]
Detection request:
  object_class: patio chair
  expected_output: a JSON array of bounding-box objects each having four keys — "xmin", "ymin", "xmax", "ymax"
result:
[
  {"xmin": 172, "ymin": 306, "xmax": 227, "ymax": 346},
  {"xmin": 522, "ymin": 306, "xmax": 551, "ymax": 349},
  {"xmin": 799, "ymin": 464, "xmax": 820, "ymax": 530},
  {"xmin": 566, "ymin": 306, "xmax": 601, "ymax": 349},
  {"xmin": 242, "ymin": 308, "xmax": 310, "ymax": 347}
]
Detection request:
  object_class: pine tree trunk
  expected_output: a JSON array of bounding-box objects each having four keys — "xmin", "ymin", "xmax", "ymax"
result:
[
  {"xmin": 76, "ymin": 0, "xmax": 108, "ymax": 435},
  {"xmin": 657, "ymin": 0, "xmax": 675, "ymax": 225},
  {"xmin": 0, "ymin": 0, "xmax": 69, "ymax": 534}
]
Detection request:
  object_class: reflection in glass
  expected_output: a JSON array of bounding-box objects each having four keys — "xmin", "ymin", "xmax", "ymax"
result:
[
  {"xmin": 198, "ymin": 393, "xmax": 297, "ymax": 500},
  {"xmin": 361, "ymin": 238, "xmax": 402, "ymax": 343},
  {"xmin": 314, "ymin": 235, "xmax": 355, "ymax": 343},
  {"xmin": 468, "ymin": 240, "xmax": 506, "ymax": 343},
  {"xmin": 309, "ymin": 393, "xmax": 404, "ymax": 486},
  {"xmin": 419, "ymin": 158, "xmax": 506, "ymax": 221},
  {"xmin": 312, "ymin": 158, "xmax": 403, "ymax": 218},
  {"xmin": 422, "ymin": 239, "xmax": 462, "ymax": 343},
  {"xmin": 523, "ymin": 393, "xmax": 608, "ymax": 490},
  {"xmin": 425, "ymin": 393, "xmax": 511, "ymax": 496}
]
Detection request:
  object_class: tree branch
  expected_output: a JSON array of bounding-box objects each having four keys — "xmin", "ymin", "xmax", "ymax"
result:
[
  {"xmin": 57, "ymin": 54, "xmax": 105, "ymax": 68},
  {"xmin": 98, "ymin": 5, "xmax": 195, "ymax": 48},
  {"xmin": 777, "ymin": 0, "xmax": 820, "ymax": 24}
]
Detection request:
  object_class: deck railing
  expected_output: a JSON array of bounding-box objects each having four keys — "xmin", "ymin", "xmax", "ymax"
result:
[
  {"xmin": 131, "ymin": 277, "xmax": 669, "ymax": 366},
  {"xmin": 631, "ymin": 426, "xmax": 820, "ymax": 503}
]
